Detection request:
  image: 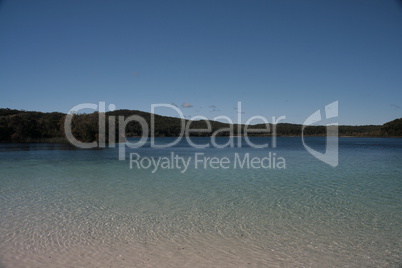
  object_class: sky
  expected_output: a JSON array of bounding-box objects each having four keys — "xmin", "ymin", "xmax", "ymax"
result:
[{"xmin": 0, "ymin": 0, "xmax": 401, "ymax": 125}]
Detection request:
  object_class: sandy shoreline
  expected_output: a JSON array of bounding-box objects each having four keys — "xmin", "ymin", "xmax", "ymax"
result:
[
  {"xmin": 1, "ymin": 231, "xmax": 386, "ymax": 268},
  {"xmin": 1, "ymin": 234, "xmax": 286, "ymax": 268}
]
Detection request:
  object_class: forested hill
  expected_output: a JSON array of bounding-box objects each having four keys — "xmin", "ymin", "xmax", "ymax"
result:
[{"xmin": 0, "ymin": 108, "xmax": 401, "ymax": 143}]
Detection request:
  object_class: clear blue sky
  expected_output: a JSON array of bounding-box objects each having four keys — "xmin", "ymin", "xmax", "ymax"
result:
[{"xmin": 1, "ymin": 0, "xmax": 401, "ymax": 125}]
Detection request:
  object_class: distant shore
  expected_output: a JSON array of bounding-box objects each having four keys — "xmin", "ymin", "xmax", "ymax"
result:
[{"xmin": 1, "ymin": 108, "xmax": 401, "ymax": 143}]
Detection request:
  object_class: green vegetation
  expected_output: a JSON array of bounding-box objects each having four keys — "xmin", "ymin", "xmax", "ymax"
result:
[
  {"xmin": 0, "ymin": 109, "xmax": 65, "ymax": 142},
  {"xmin": 381, "ymin": 118, "xmax": 402, "ymax": 136},
  {"xmin": 0, "ymin": 108, "xmax": 400, "ymax": 143}
]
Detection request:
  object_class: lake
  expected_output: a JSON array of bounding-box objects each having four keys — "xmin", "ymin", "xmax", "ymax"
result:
[{"xmin": 0, "ymin": 137, "xmax": 401, "ymax": 267}]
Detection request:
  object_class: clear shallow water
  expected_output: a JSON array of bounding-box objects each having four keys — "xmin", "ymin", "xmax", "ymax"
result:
[{"xmin": 0, "ymin": 137, "xmax": 401, "ymax": 267}]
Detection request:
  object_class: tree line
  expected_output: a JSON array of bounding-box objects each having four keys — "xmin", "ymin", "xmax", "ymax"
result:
[{"xmin": 0, "ymin": 108, "xmax": 400, "ymax": 143}]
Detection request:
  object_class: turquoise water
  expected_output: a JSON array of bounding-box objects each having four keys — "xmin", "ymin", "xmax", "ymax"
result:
[{"xmin": 0, "ymin": 137, "xmax": 401, "ymax": 267}]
